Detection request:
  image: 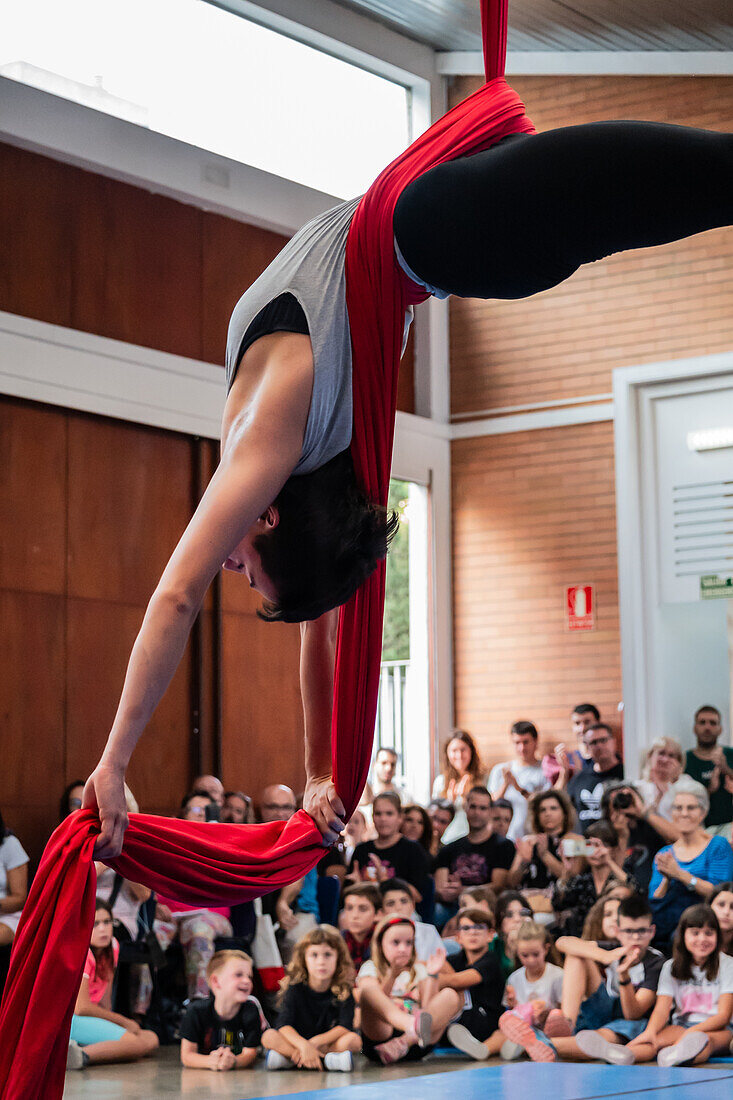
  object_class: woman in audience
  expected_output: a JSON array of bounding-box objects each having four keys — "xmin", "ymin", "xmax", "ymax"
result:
[
  {"xmin": 431, "ymin": 730, "xmax": 486, "ymax": 843},
  {"xmin": 66, "ymin": 900, "xmax": 159, "ymax": 1070},
  {"xmin": 343, "ymin": 809, "xmax": 371, "ymax": 864},
  {"xmin": 401, "ymin": 804, "xmax": 433, "ymax": 856},
  {"xmin": 491, "ymin": 891, "xmax": 533, "ymax": 979},
  {"xmin": 650, "ymin": 777, "xmax": 733, "ymax": 949},
  {"xmin": 711, "ymin": 883, "xmax": 733, "ymax": 955},
  {"xmin": 357, "ymin": 915, "xmax": 457, "ymax": 1065},
  {"xmin": 552, "ymin": 821, "xmax": 637, "ymax": 938},
  {"xmin": 636, "ymin": 738, "xmax": 684, "ymax": 822},
  {"xmin": 0, "ymin": 808, "xmax": 28, "ymax": 949},
  {"xmin": 427, "ymin": 799, "xmax": 455, "ymax": 858},
  {"xmin": 600, "ymin": 782, "xmax": 668, "ymax": 891},
  {"xmin": 628, "ymin": 904, "xmax": 733, "ymax": 1067},
  {"xmin": 507, "ymin": 789, "xmax": 582, "ymax": 906},
  {"xmin": 152, "ymin": 791, "xmax": 234, "ymax": 999},
  {"xmin": 59, "ymin": 780, "xmax": 87, "ymax": 821}
]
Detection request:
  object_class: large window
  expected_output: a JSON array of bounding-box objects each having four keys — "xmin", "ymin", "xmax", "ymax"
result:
[{"xmin": 1, "ymin": 0, "xmax": 411, "ymax": 198}]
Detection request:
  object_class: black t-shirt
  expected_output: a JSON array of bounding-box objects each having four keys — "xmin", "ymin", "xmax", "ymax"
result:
[
  {"xmin": 350, "ymin": 836, "xmax": 430, "ymax": 894},
  {"xmin": 276, "ymin": 983, "xmax": 355, "ymax": 1039},
  {"xmin": 450, "ymin": 947, "xmax": 505, "ymax": 1021},
  {"xmin": 179, "ymin": 995, "xmax": 263, "ymax": 1054},
  {"xmin": 435, "ymin": 834, "xmax": 515, "ymax": 886},
  {"xmin": 567, "ymin": 760, "xmax": 624, "ymax": 833}
]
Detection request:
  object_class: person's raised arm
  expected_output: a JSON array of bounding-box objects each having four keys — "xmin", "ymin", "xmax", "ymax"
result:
[
  {"xmin": 300, "ymin": 609, "xmax": 346, "ymax": 845},
  {"xmin": 84, "ymin": 356, "xmax": 310, "ymax": 859}
]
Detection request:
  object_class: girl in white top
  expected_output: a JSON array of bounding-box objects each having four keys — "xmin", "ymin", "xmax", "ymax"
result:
[
  {"xmin": 628, "ymin": 904, "xmax": 733, "ymax": 1066},
  {"xmin": 357, "ymin": 916, "xmax": 458, "ymax": 1065},
  {"xmin": 504, "ymin": 920, "xmax": 565, "ymax": 1029}
]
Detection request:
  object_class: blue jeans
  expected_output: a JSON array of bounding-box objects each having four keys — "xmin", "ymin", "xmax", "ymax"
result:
[{"xmin": 574, "ymin": 985, "xmax": 647, "ymax": 1042}]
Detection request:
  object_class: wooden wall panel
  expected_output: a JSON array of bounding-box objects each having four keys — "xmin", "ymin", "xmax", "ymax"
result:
[
  {"xmin": 451, "ymin": 420, "xmax": 623, "ymax": 768},
  {"xmin": 0, "ymin": 401, "xmax": 67, "ymax": 596},
  {"xmin": 447, "ymin": 76, "xmax": 733, "ymax": 415}
]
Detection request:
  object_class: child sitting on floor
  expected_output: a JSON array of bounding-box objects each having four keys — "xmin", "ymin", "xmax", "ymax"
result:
[
  {"xmin": 504, "ymin": 894, "xmax": 664, "ymax": 1064},
  {"xmin": 554, "ymin": 892, "xmax": 623, "ymax": 1028},
  {"xmin": 500, "ymin": 919, "xmax": 568, "ymax": 1058},
  {"xmin": 358, "ymin": 915, "xmax": 457, "ymax": 1065},
  {"xmin": 340, "ymin": 882, "xmax": 381, "ymax": 972},
  {"xmin": 627, "ymin": 904, "xmax": 733, "ymax": 1067},
  {"xmin": 179, "ymin": 950, "xmax": 265, "ymax": 1071},
  {"xmin": 380, "ymin": 878, "xmax": 443, "ymax": 962},
  {"xmin": 67, "ymin": 900, "xmax": 159, "ymax": 1071},
  {"xmin": 442, "ymin": 886, "xmax": 497, "ymax": 947},
  {"xmin": 262, "ymin": 925, "xmax": 361, "ymax": 1072},
  {"xmin": 439, "ymin": 907, "xmax": 507, "ymax": 1060}
]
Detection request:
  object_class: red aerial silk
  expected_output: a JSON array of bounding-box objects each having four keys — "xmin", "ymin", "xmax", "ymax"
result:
[{"xmin": 0, "ymin": 4, "xmax": 533, "ymax": 1096}]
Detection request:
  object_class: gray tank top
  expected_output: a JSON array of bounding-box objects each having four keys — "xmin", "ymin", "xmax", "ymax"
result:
[{"xmin": 225, "ymin": 196, "xmax": 360, "ymax": 476}]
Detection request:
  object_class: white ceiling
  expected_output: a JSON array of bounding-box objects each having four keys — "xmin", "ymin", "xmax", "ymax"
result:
[{"xmin": 333, "ymin": 0, "xmax": 733, "ymax": 52}]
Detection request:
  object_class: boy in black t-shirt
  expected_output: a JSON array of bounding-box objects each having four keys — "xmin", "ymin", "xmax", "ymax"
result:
[
  {"xmin": 349, "ymin": 792, "xmax": 429, "ymax": 902},
  {"xmin": 179, "ymin": 950, "xmax": 266, "ymax": 1070},
  {"xmin": 438, "ymin": 906, "xmax": 507, "ymax": 1060}
]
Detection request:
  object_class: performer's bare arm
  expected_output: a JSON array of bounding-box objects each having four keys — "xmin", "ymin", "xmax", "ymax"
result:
[
  {"xmin": 300, "ymin": 609, "xmax": 346, "ymax": 845},
  {"xmin": 84, "ymin": 337, "xmax": 317, "ymax": 859}
]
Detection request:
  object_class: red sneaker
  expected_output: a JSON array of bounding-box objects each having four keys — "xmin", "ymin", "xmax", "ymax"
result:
[
  {"xmin": 374, "ymin": 1036, "xmax": 410, "ymax": 1065},
  {"xmin": 499, "ymin": 1010, "xmax": 557, "ymax": 1062},
  {"xmin": 544, "ymin": 1009, "xmax": 573, "ymax": 1038}
]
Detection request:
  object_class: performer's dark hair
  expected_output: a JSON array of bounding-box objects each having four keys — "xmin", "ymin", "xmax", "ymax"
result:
[{"xmin": 255, "ymin": 450, "xmax": 399, "ymax": 623}]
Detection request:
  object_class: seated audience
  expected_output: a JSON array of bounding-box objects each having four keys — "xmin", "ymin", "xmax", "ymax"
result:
[
  {"xmin": 628, "ymin": 904, "xmax": 733, "ymax": 1066},
  {"xmin": 431, "ymin": 730, "xmax": 487, "ymax": 844},
  {"xmin": 357, "ymin": 915, "xmax": 454, "ymax": 1065},
  {"xmin": 711, "ymin": 883, "xmax": 733, "ymax": 956},
  {"xmin": 343, "ymin": 809, "xmax": 372, "ymax": 862},
  {"xmin": 372, "ymin": 747, "xmax": 412, "ymax": 804},
  {"xmin": 401, "ymin": 804, "xmax": 433, "ymax": 857},
  {"xmin": 440, "ymin": 907, "xmax": 507, "ymax": 1060},
  {"xmin": 636, "ymin": 738, "xmax": 684, "ymax": 822},
  {"xmin": 0, "ymin": 808, "xmax": 28, "ymax": 949},
  {"xmin": 600, "ymin": 782, "xmax": 668, "ymax": 890},
  {"xmin": 490, "ymin": 799, "xmax": 514, "ymax": 840},
  {"xmin": 192, "ymin": 775, "xmax": 225, "ymax": 808},
  {"xmin": 442, "ymin": 885, "xmax": 498, "ymax": 945},
  {"xmin": 221, "ymin": 790, "xmax": 252, "ymax": 824},
  {"xmin": 507, "ymin": 789, "xmax": 582, "ymax": 903},
  {"xmin": 67, "ymin": 901, "xmax": 159, "ymax": 1071},
  {"xmin": 434, "ymin": 787, "xmax": 514, "ymax": 929},
  {"xmin": 499, "ymin": 920, "xmax": 567, "ymax": 1058},
  {"xmin": 553, "ymin": 821, "xmax": 637, "ymax": 938},
  {"xmin": 508, "ymin": 895, "xmax": 664, "ymax": 1064},
  {"xmin": 428, "ymin": 799, "xmax": 455, "ymax": 859},
  {"xmin": 684, "ymin": 705, "xmax": 733, "ymax": 836},
  {"xmin": 379, "ymin": 878, "xmax": 443, "ymax": 962},
  {"xmin": 59, "ymin": 780, "xmax": 86, "ymax": 821},
  {"xmin": 257, "ymin": 785, "xmax": 319, "ymax": 963},
  {"xmin": 492, "ymin": 891, "xmax": 533, "ymax": 979},
  {"xmin": 544, "ymin": 704, "xmax": 599, "ymax": 784},
  {"xmin": 649, "ymin": 776, "xmax": 733, "ymax": 948},
  {"xmin": 340, "ymin": 883, "xmax": 381, "ymax": 970},
  {"xmin": 179, "ymin": 950, "xmax": 265, "ymax": 1070},
  {"xmin": 565, "ymin": 724, "xmax": 624, "ymax": 833},
  {"xmin": 263, "ymin": 925, "xmax": 361, "ymax": 1072},
  {"xmin": 555, "ymin": 893, "xmax": 624, "ymax": 1028},
  {"xmin": 348, "ymin": 792, "xmax": 430, "ymax": 904},
  {"xmin": 489, "ymin": 721, "xmax": 549, "ymax": 842}
]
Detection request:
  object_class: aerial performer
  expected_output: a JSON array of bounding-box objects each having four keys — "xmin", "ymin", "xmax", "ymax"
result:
[{"xmin": 1, "ymin": 0, "xmax": 732, "ymax": 1094}]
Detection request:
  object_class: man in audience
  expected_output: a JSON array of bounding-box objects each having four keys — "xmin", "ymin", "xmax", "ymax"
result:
[
  {"xmin": 193, "ymin": 775, "xmax": 225, "ymax": 808},
  {"xmin": 428, "ymin": 799, "xmax": 455, "ymax": 857},
  {"xmin": 371, "ymin": 747, "xmax": 412, "ymax": 803},
  {"xmin": 566, "ymin": 724, "xmax": 624, "ymax": 834},
  {"xmin": 258, "ymin": 784, "xmax": 318, "ymax": 963},
  {"xmin": 489, "ymin": 721, "xmax": 548, "ymax": 842},
  {"xmin": 547, "ymin": 703, "xmax": 600, "ymax": 784},
  {"xmin": 434, "ymin": 787, "xmax": 514, "ymax": 929},
  {"xmin": 221, "ymin": 790, "xmax": 251, "ymax": 824},
  {"xmin": 684, "ymin": 705, "xmax": 733, "ymax": 834},
  {"xmin": 258, "ymin": 784, "xmax": 297, "ymax": 823},
  {"xmin": 490, "ymin": 799, "xmax": 514, "ymax": 840}
]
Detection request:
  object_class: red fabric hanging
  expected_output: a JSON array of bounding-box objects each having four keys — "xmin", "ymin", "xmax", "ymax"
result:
[{"xmin": 0, "ymin": 3, "xmax": 533, "ymax": 1096}]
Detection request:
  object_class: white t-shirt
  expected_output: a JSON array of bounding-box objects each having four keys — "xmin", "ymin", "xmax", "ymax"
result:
[
  {"xmin": 657, "ymin": 953, "xmax": 733, "ymax": 1026},
  {"xmin": 488, "ymin": 761, "xmax": 549, "ymax": 842},
  {"xmin": 0, "ymin": 834, "xmax": 29, "ymax": 935},
  {"xmin": 504, "ymin": 962, "xmax": 564, "ymax": 1008},
  {"xmin": 358, "ymin": 959, "xmax": 429, "ymax": 1000}
]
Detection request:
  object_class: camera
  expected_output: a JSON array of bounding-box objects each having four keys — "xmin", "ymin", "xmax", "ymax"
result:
[{"xmin": 612, "ymin": 791, "xmax": 633, "ymax": 811}]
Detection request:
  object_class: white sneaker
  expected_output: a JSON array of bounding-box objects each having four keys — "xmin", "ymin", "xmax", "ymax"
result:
[
  {"xmin": 265, "ymin": 1050, "xmax": 295, "ymax": 1070},
  {"xmin": 447, "ymin": 1023, "xmax": 490, "ymax": 1061},
  {"xmin": 575, "ymin": 1030, "xmax": 635, "ymax": 1066},
  {"xmin": 324, "ymin": 1051, "xmax": 354, "ymax": 1072},
  {"xmin": 657, "ymin": 1032, "xmax": 708, "ymax": 1067},
  {"xmin": 500, "ymin": 1039, "xmax": 524, "ymax": 1060},
  {"xmin": 66, "ymin": 1040, "xmax": 86, "ymax": 1070}
]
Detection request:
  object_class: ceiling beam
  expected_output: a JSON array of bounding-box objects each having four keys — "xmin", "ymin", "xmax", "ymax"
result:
[{"xmin": 437, "ymin": 50, "xmax": 733, "ymax": 76}]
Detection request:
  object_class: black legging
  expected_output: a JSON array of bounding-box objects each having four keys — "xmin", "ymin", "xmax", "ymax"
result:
[{"xmin": 393, "ymin": 121, "xmax": 733, "ymax": 300}]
